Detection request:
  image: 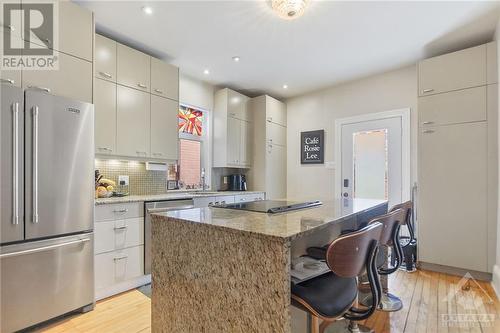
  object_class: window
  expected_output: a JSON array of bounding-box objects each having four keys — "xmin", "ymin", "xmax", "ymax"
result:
[
  {"xmin": 172, "ymin": 104, "xmax": 207, "ymax": 190},
  {"xmin": 178, "ymin": 139, "xmax": 201, "ymax": 189}
]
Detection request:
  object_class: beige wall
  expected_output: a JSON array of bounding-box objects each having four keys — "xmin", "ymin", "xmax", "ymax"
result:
[{"xmin": 285, "ymin": 65, "xmax": 418, "ymax": 201}]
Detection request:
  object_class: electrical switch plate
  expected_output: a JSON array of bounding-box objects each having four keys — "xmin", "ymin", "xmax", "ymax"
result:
[{"xmin": 118, "ymin": 175, "xmax": 129, "ymax": 186}]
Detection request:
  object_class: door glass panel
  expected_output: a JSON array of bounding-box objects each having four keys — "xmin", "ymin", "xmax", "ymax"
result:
[{"xmin": 352, "ymin": 129, "xmax": 388, "ymax": 200}]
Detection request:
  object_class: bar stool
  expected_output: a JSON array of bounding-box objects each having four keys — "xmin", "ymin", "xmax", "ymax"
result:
[
  {"xmin": 389, "ymin": 201, "xmax": 417, "ymax": 272},
  {"xmin": 360, "ymin": 208, "xmax": 406, "ymax": 312},
  {"xmin": 291, "ymin": 222, "xmax": 383, "ymax": 333}
]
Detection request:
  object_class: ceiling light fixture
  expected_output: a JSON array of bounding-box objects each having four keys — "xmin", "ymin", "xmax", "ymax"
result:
[
  {"xmin": 142, "ymin": 6, "xmax": 153, "ymax": 15},
  {"xmin": 203, "ymin": 69, "xmax": 210, "ymax": 75},
  {"xmin": 271, "ymin": 0, "xmax": 309, "ymax": 20},
  {"xmin": 232, "ymin": 56, "xmax": 240, "ymax": 62},
  {"xmin": 283, "ymin": 84, "xmax": 288, "ymax": 89}
]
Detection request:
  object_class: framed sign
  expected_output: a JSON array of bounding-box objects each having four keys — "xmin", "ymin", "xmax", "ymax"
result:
[{"xmin": 301, "ymin": 130, "xmax": 324, "ymax": 164}]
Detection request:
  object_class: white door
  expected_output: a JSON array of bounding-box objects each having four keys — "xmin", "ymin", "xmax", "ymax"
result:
[{"xmin": 341, "ymin": 117, "xmax": 402, "ymax": 208}]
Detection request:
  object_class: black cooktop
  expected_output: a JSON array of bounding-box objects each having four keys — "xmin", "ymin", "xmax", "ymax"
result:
[{"xmin": 213, "ymin": 200, "xmax": 322, "ymax": 214}]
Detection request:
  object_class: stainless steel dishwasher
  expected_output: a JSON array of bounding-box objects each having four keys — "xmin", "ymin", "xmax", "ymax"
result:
[{"xmin": 144, "ymin": 199, "xmax": 195, "ymax": 274}]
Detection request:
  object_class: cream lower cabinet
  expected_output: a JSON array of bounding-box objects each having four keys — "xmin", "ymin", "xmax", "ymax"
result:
[
  {"xmin": 150, "ymin": 95, "xmax": 178, "ymax": 160},
  {"xmin": 418, "ymin": 122, "xmax": 488, "ymax": 272},
  {"xmin": 116, "ymin": 85, "xmax": 150, "ymax": 158},
  {"xmin": 23, "ymin": 49, "xmax": 92, "ymax": 103},
  {"xmin": 94, "ymin": 202, "xmax": 147, "ymax": 300},
  {"xmin": 94, "ymin": 78, "xmax": 117, "ymax": 155}
]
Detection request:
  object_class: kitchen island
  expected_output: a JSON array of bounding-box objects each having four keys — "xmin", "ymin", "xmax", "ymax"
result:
[{"xmin": 150, "ymin": 198, "xmax": 387, "ymax": 333}]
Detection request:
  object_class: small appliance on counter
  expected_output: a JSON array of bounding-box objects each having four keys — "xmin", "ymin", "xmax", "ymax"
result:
[{"xmin": 227, "ymin": 174, "xmax": 247, "ymax": 191}]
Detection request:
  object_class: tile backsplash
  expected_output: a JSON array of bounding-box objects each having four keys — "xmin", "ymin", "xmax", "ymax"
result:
[{"xmin": 95, "ymin": 159, "xmax": 167, "ymax": 195}]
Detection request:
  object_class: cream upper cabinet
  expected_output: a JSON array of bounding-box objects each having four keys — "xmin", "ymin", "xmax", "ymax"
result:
[
  {"xmin": 266, "ymin": 96, "xmax": 286, "ymax": 126},
  {"xmin": 94, "ymin": 78, "xmax": 116, "ymax": 155},
  {"xmin": 213, "ymin": 88, "xmax": 253, "ymax": 167},
  {"xmin": 0, "ymin": 35, "xmax": 21, "ymax": 87},
  {"xmin": 418, "ymin": 122, "xmax": 487, "ymax": 272},
  {"xmin": 227, "ymin": 89, "xmax": 250, "ymax": 121},
  {"xmin": 226, "ymin": 116, "xmax": 241, "ymax": 165},
  {"xmin": 418, "ymin": 86, "xmax": 486, "ymax": 127},
  {"xmin": 240, "ymin": 121, "xmax": 252, "ymax": 166},
  {"xmin": 150, "ymin": 95, "xmax": 178, "ymax": 160},
  {"xmin": 25, "ymin": 1, "xmax": 93, "ymax": 62},
  {"xmin": 151, "ymin": 58, "xmax": 179, "ymax": 100},
  {"xmin": 23, "ymin": 49, "xmax": 92, "ymax": 103},
  {"xmin": 266, "ymin": 122, "xmax": 286, "ymax": 146},
  {"xmin": 95, "ymin": 34, "xmax": 116, "ymax": 82},
  {"xmin": 487, "ymin": 42, "xmax": 497, "ymax": 85},
  {"xmin": 418, "ymin": 44, "xmax": 486, "ymax": 96},
  {"xmin": 117, "ymin": 44, "xmax": 151, "ymax": 92},
  {"xmin": 116, "ymin": 85, "xmax": 150, "ymax": 157}
]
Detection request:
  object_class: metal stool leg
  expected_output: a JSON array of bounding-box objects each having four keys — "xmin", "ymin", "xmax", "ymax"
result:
[{"xmin": 321, "ymin": 319, "xmax": 374, "ymax": 333}]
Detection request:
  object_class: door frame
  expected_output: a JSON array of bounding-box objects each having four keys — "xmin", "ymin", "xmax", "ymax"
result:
[{"xmin": 334, "ymin": 108, "xmax": 411, "ymax": 202}]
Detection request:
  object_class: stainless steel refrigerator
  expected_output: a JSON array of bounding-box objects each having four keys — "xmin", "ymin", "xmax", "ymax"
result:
[{"xmin": 1, "ymin": 84, "xmax": 95, "ymax": 332}]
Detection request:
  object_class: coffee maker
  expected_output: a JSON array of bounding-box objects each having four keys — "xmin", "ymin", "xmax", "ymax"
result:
[{"xmin": 226, "ymin": 174, "xmax": 247, "ymax": 191}]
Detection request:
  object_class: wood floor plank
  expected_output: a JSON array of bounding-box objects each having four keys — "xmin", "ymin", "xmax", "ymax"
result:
[{"xmin": 34, "ymin": 270, "xmax": 500, "ymax": 333}]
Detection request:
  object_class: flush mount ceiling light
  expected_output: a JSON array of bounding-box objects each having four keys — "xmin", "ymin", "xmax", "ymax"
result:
[
  {"xmin": 271, "ymin": 0, "xmax": 309, "ymax": 20},
  {"xmin": 142, "ymin": 6, "xmax": 153, "ymax": 15}
]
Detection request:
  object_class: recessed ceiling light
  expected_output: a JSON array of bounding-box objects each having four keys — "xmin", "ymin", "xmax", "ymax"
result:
[
  {"xmin": 203, "ymin": 69, "xmax": 210, "ymax": 75},
  {"xmin": 283, "ymin": 84, "xmax": 288, "ymax": 89},
  {"xmin": 142, "ymin": 6, "xmax": 153, "ymax": 15},
  {"xmin": 232, "ymin": 56, "xmax": 240, "ymax": 62}
]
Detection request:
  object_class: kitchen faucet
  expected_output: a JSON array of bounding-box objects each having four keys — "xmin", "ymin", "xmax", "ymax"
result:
[{"xmin": 200, "ymin": 168, "xmax": 207, "ymax": 192}]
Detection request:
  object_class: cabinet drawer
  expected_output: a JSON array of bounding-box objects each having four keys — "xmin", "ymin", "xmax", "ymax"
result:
[
  {"xmin": 266, "ymin": 122, "xmax": 286, "ymax": 146},
  {"xmin": 95, "ymin": 202, "xmax": 144, "ymax": 222},
  {"xmin": 117, "ymin": 44, "xmax": 150, "ymax": 92},
  {"xmin": 94, "ymin": 217, "xmax": 144, "ymax": 254},
  {"xmin": 213, "ymin": 195, "xmax": 235, "ymax": 205},
  {"xmin": 95, "ymin": 245, "xmax": 144, "ymax": 291},
  {"xmin": 95, "ymin": 34, "xmax": 117, "ymax": 82},
  {"xmin": 419, "ymin": 86, "xmax": 486, "ymax": 127},
  {"xmin": 23, "ymin": 50, "xmax": 92, "ymax": 103},
  {"xmin": 419, "ymin": 44, "xmax": 486, "ymax": 96},
  {"xmin": 235, "ymin": 193, "xmax": 265, "ymax": 203},
  {"xmin": 193, "ymin": 197, "xmax": 216, "ymax": 207}
]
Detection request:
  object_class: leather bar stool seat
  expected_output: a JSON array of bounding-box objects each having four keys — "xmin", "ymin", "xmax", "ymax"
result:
[{"xmin": 292, "ymin": 272, "xmax": 357, "ymax": 318}]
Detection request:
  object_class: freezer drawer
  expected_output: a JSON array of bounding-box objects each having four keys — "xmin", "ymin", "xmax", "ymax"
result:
[{"xmin": 1, "ymin": 233, "xmax": 94, "ymax": 332}]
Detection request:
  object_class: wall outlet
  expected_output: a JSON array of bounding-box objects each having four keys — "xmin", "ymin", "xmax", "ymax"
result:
[{"xmin": 118, "ymin": 175, "xmax": 129, "ymax": 186}]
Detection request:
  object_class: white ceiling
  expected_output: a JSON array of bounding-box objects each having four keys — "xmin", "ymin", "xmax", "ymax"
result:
[{"xmin": 77, "ymin": 1, "xmax": 500, "ymax": 99}]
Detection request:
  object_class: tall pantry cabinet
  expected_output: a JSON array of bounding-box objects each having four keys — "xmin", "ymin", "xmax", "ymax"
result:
[
  {"xmin": 417, "ymin": 42, "xmax": 497, "ymax": 274},
  {"xmin": 249, "ymin": 95, "xmax": 287, "ymax": 200}
]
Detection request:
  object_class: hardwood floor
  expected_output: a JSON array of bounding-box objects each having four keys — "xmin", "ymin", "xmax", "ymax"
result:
[{"xmin": 36, "ymin": 269, "xmax": 500, "ymax": 333}]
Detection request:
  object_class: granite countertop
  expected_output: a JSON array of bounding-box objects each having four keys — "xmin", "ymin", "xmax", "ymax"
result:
[
  {"xmin": 94, "ymin": 191, "xmax": 265, "ymax": 205},
  {"xmin": 152, "ymin": 198, "xmax": 387, "ymax": 241}
]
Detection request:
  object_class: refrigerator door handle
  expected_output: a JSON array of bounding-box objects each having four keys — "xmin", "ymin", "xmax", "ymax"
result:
[
  {"xmin": 0, "ymin": 238, "xmax": 91, "ymax": 259},
  {"xmin": 32, "ymin": 106, "xmax": 39, "ymax": 224},
  {"xmin": 12, "ymin": 102, "xmax": 19, "ymax": 225}
]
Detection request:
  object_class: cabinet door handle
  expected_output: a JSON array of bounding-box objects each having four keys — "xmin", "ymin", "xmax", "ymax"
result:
[
  {"xmin": 137, "ymin": 83, "xmax": 147, "ymax": 89},
  {"xmin": 32, "ymin": 106, "xmax": 39, "ymax": 224},
  {"xmin": 152, "ymin": 152, "xmax": 163, "ymax": 156},
  {"xmin": 97, "ymin": 147, "xmax": 113, "ymax": 152},
  {"xmin": 114, "ymin": 225, "xmax": 128, "ymax": 231},
  {"xmin": 1, "ymin": 78, "xmax": 15, "ymax": 85},
  {"xmin": 28, "ymin": 85, "xmax": 51, "ymax": 93},
  {"xmin": 114, "ymin": 255, "xmax": 128, "ymax": 261},
  {"xmin": 12, "ymin": 102, "xmax": 19, "ymax": 225},
  {"xmin": 421, "ymin": 88, "xmax": 434, "ymax": 93},
  {"xmin": 230, "ymin": 112, "xmax": 236, "ymax": 116},
  {"xmin": 421, "ymin": 121, "xmax": 434, "ymax": 125},
  {"xmin": 113, "ymin": 209, "xmax": 129, "ymax": 213},
  {"xmin": 154, "ymin": 88, "xmax": 163, "ymax": 94},
  {"xmin": 99, "ymin": 71, "xmax": 113, "ymax": 79},
  {"xmin": 136, "ymin": 151, "xmax": 147, "ymax": 156},
  {"xmin": 422, "ymin": 130, "xmax": 435, "ymax": 134}
]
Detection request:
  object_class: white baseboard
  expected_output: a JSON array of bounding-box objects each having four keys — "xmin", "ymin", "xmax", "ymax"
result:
[
  {"xmin": 492, "ymin": 265, "xmax": 500, "ymax": 299},
  {"xmin": 96, "ymin": 275, "xmax": 151, "ymax": 301}
]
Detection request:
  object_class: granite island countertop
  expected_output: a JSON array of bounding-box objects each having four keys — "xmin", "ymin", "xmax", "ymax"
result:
[
  {"xmin": 152, "ymin": 198, "xmax": 387, "ymax": 241},
  {"xmin": 94, "ymin": 190, "xmax": 265, "ymax": 205}
]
